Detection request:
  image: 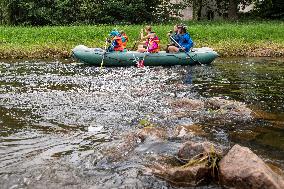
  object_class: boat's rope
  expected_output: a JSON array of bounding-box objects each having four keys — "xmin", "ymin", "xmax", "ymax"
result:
[{"xmin": 132, "ymin": 54, "xmax": 140, "ymax": 64}]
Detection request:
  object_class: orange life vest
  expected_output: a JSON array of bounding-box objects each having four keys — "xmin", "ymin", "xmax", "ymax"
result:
[
  {"xmin": 121, "ymin": 34, "xmax": 129, "ymax": 49},
  {"xmin": 112, "ymin": 36, "xmax": 124, "ymax": 51}
]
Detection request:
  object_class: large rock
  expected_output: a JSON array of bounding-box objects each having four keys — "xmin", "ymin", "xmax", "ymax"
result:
[{"xmin": 219, "ymin": 144, "xmax": 284, "ymax": 189}]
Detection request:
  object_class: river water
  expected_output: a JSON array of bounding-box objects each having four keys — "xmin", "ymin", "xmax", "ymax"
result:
[{"xmin": 0, "ymin": 58, "xmax": 283, "ymax": 188}]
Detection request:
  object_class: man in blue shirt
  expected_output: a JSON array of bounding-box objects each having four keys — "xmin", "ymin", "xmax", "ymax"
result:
[{"xmin": 168, "ymin": 25, "xmax": 194, "ymax": 53}]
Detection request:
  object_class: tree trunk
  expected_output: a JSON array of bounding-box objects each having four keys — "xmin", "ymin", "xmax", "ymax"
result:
[
  {"xmin": 192, "ymin": 0, "xmax": 203, "ymax": 20},
  {"xmin": 197, "ymin": 0, "xmax": 203, "ymax": 21},
  {"xmin": 228, "ymin": 0, "xmax": 239, "ymax": 20}
]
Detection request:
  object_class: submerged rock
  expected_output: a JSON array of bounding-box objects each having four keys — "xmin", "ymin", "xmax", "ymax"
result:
[
  {"xmin": 219, "ymin": 144, "xmax": 284, "ymax": 189},
  {"xmin": 135, "ymin": 127, "xmax": 176, "ymax": 155},
  {"xmin": 204, "ymin": 97, "xmax": 253, "ymax": 123},
  {"xmin": 173, "ymin": 124, "xmax": 207, "ymax": 140},
  {"xmin": 104, "ymin": 127, "xmax": 169, "ymax": 162},
  {"xmin": 104, "ymin": 133, "xmax": 141, "ymax": 162},
  {"xmin": 138, "ymin": 127, "xmax": 167, "ymax": 142},
  {"xmin": 171, "ymin": 98, "xmax": 205, "ymax": 111},
  {"xmin": 171, "ymin": 97, "xmax": 253, "ymax": 124}
]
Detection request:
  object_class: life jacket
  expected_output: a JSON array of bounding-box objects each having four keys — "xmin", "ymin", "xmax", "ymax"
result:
[
  {"xmin": 121, "ymin": 33, "xmax": 129, "ymax": 49},
  {"xmin": 112, "ymin": 35, "xmax": 124, "ymax": 52},
  {"xmin": 146, "ymin": 35, "xmax": 160, "ymax": 53}
]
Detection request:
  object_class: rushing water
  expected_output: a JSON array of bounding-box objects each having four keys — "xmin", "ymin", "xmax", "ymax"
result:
[{"xmin": 0, "ymin": 58, "xmax": 283, "ymax": 188}]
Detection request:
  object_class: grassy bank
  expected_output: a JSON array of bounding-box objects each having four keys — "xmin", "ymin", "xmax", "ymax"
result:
[{"xmin": 0, "ymin": 21, "xmax": 284, "ymax": 59}]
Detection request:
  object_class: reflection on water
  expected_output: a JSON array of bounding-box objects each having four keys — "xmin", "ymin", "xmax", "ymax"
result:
[
  {"xmin": 190, "ymin": 58, "xmax": 284, "ymax": 113},
  {"xmin": 0, "ymin": 58, "xmax": 283, "ymax": 188}
]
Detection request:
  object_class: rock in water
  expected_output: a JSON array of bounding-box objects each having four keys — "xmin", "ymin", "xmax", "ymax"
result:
[
  {"xmin": 138, "ymin": 127, "xmax": 167, "ymax": 142},
  {"xmin": 151, "ymin": 141, "xmax": 223, "ymax": 187},
  {"xmin": 178, "ymin": 141, "xmax": 223, "ymax": 160},
  {"xmin": 219, "ymin": 144, "xmax": 284, "ymax": 189},
  {"xmin": 152, "ymin": 163, "xmax": 211, "ymax": 187}
]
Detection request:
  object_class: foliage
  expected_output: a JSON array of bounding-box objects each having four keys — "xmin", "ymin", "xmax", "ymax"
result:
[
  {"xmin": 253, "ymin": 0, "xmax": 284, "ymax": 19},
  {"xmin": 184, "ymin": 0, "xmax": 255, "ymax": 20},
  {"xmin": 2, "ymin": 0, "xmax": 284, "ymax": 24},
  {"xmin": 218, "ymin": 0, "xmax": 284, "ymax": 19},
  {"xmin": 187, "ymin": 0, "xmax": 284, "ymax": 20},
  {"xmin": 3, "ymin": 0, "xmax": 185, "ymax": 26},
  {"xmin": 0, "ymin": 0, "xmax": 9, "ymax": 24}
]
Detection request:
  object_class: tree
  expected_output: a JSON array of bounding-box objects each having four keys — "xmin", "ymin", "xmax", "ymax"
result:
[
  {"xmin": 3, "ymin": 0, "xmax": 186, "ymax": 25},
  {"xmin": 223, "ymin": 0, "xmax": 254, "ymax": 20},
  {"xmin": 0, "ymin": 0, "xmax": 9, "ymax": 24},
  {"xmin": 184, "ymin": 0, "xmax": 241, "ymax": 20},
  {"xmin": 228, "ymin": 0, "xmax": 238, "ymax": 19},
  {"xmin": 254, "ymin": 0, "xmax": 284, "ymax": 19}
]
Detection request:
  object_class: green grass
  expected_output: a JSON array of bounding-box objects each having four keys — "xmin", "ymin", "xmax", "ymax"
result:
[{"xmin": 0, "ymin": 20, "xmax": 284, "ymax": 59}]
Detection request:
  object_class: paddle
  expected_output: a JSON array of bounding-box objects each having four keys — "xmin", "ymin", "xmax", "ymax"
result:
[
  {"xmin": 169, "ymin": 35, "xmax": 202, "ymax": 65},
  {"xmin": 137, "ymin": 42, "xmax": 150, "ymax": 68},
  {"xmin": 131, "ymin": 29, "xmax": 144, "ymax": 50},
  {"xmin": 137, "ymin": 32, "xmax": 154, "ymax": 68},
  {"xmin": 100, "ymin": 38, "xmax": 109, "ymax": 68},
  {"xmin": 131, "ymin": 37, "xmax": 141, "ymax": 50},
  {"xmin": 132, "ymin": 29, "xmax": 150, "ymax": 68}
]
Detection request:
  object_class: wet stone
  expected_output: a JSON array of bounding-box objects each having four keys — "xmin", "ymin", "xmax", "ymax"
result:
[
  {"xmin": 171, "ymin": 98, "xmax": 205, "ymax": 111},
  {"xmin": 178, "ymin": 141, "xmax": 223, "ymax": 161},
  {"xmin": 138, "ymin": 127, "xmax": 168, "ymax": 142},
  {"xmin": 171, "ymin": 97, "xmax": 253, "ymax": 124},
  {"xmin": 152, "ymin": 163, "xmax": 211, "ymax": 187},
  {"xmin": 173, "ymin": 124, "xmax": 208, "ymax": 140},
  {"xmin": 219, "ymin": 144, "xmax": 284, "ymax": 189}
]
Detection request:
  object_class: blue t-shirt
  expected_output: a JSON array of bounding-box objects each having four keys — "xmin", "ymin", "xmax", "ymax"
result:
[{"xmin": 179, "ymin": 33, "xmax": 194, "ymax": 52}]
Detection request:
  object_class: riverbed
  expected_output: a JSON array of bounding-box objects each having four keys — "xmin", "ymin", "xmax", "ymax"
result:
[{"xmin": 0, "ymin": 58, "xmax": 283, "ymax": 188}]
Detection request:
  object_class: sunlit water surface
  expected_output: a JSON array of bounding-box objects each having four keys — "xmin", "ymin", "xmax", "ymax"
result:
[{"xmin": 0, "ymin": 58, "xmax": 283, "ymax": 188}]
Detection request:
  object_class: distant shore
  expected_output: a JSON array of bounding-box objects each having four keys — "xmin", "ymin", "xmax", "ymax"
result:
[{"xmin": 0, "ymin": 21, "xmax": 283, "ymax": 59}]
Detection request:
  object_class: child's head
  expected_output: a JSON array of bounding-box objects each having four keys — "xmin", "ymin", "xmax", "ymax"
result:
[
  {"xmin": 181, "ymin": 26, "xmax": 187, "ymax": 34},
  {"xmin": 120, "ymin": 30, "xmax": 125, "ymax": 35},
  {"xmin": 109, "ymin": 30, "xmax": 119, "ymax": 37},
  {"xmin": 177, "ymin": 25, "xmax": 187, "ymax": 34},
  {"xmin": 174, "ymin": 25, "xmax": 179, "ymax": 32},
  {"xmin": 144, "ymin": 25, "xmax": 152, "ymax": 33},
  {"xmin": 149, "ymin": 33, "xmax": 156, "ymax": 39}
]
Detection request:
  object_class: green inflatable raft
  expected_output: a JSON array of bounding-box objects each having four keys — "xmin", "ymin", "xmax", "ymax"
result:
[{"xmin": 72, "ymin": 45, "xmax": 218, "ymax": 67}]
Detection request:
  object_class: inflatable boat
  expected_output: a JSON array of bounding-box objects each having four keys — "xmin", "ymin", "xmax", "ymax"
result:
[{"xmin": 72, "ymin": 45, "xmax": 218, "ymax": 67}]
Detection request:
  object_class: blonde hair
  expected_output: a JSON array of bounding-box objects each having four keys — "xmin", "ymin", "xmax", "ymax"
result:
[{"xmin": 145, "ymin": 25, "xmax": 152, "ymax": 32}]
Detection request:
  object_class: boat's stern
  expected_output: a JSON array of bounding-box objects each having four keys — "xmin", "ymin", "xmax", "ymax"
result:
[{"xmin": 72, "ymin": 45, "xmax": 104, "ymax": 65}]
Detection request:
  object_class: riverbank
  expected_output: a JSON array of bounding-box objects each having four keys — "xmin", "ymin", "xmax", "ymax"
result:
[{"xmin": 0, "ymin": 21, "xmax": 283, "ymax": 59}]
